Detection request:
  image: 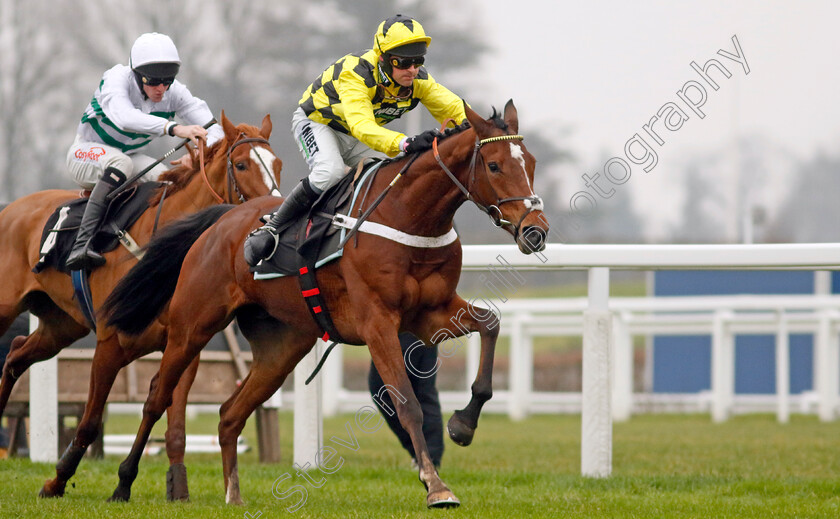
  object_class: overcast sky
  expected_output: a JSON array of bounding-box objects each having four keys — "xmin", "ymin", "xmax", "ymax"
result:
[
  {"xmin": 456, "ymin": 0, "xmax": 840, "ymax": 240},
  {"xmin": 471, "ymin": 0, "xmax": 839, "ymax": 157}
]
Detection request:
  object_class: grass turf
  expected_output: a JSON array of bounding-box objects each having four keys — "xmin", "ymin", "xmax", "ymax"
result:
[{"xmin": 2, "ymin": 413, "xmax": 840, "ymax": 518}]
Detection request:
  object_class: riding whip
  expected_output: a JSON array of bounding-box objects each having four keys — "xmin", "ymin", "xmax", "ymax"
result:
[{"xmin": 106, "ymin": 118, "xmax": 217, "ymax": 201}]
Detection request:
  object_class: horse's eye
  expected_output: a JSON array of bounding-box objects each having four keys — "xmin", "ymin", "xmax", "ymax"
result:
[
  {"xmin": 488, "ymin": 162, "xmax": 500, "ymax": 173},
  {"xmin": 235, "ymin": 162, "xmax": 247, "ymax": 171}
]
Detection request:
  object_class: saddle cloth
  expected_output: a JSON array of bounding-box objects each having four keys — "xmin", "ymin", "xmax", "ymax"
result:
[
  {"xmin": 251, "ymin": 160, "xmax": 385, "ymax": 279},
  {"xmin": 33, "ymin": 182, "xmax": 161, "ymax": 274}
]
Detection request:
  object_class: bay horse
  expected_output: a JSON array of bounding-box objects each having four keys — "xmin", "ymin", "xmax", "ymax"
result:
[
  {"xmin": 0, "ymin": 112, "xmax": 282, "ymax": 500},
  {"xmin": 102, "ymin": 100, "xmax": 548, "ymax": 508}
]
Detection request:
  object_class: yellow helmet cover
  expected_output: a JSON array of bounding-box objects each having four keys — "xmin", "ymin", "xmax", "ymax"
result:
[{"xmin": 374, "ymin": 14, "xmax": 432, "ymax": 56}]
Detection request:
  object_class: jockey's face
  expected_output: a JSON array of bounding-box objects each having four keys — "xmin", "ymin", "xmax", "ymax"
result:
[
  {"xmin": 391, "ymin": 64, "xmax": 420, "ymax": 88},
  {"xmin": 143, "ymin": 83, "xmax": 168, "ymax": 103}
]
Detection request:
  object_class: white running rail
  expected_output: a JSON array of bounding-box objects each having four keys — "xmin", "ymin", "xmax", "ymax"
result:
[{"xmin": 29, "ymin": 243, "xmax": 840, "ymax": 477}]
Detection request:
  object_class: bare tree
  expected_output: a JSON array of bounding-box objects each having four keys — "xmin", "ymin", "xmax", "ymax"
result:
[
  {"xmin": 0, "ymin": 0, "xmax": 80, "ymax": 200},
  {"xmin": 0, "ymin": 0, "xmax": 571, "ymax": 216}
]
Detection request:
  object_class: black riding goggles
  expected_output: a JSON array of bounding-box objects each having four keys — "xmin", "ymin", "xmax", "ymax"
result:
[
  {"xmin": 141, "ymin": 75, "xmax": 176, "ymax": 87},
  {"xmin": 389, "ymin": 55, "xmax": 425, "ymax": 69}
]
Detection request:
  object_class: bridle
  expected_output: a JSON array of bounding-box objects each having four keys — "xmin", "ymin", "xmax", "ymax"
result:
[
  {"xmin": 225, "ymin": 133, "xmax": 277, "ymax": 203},
  {"xmin": 198, "ymin": 133, "xmax": 276, "ymax": 204},
  {"xmin": 432, "ymin": 132, "xmax": 544, "ymax": 238}
]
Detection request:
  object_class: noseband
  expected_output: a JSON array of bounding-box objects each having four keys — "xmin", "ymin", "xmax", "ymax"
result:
[
  {"xmin": 223, "ymin": 134, "xmax": 277, "ymax": 203},
  {"xmin": 432, "ymin": 133, "xmax": 544, "ymax": 238}
]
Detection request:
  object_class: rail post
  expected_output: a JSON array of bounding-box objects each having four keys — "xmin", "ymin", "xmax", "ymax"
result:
[
  {"xmin": 29, "ymin": 314, "xmax": 58, "ymax": 462},
  {"xmin": 581, "ymin": 267, "xmax": 612, "ymax": 477}
]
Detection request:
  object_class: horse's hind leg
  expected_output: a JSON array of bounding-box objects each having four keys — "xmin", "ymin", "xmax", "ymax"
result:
[
  {"xmin": 164, "ymin": 355, "xmax": 200, "ymax": 501},
  {"xmin": 0, "ymin": 301, "xmax": 88, "ymax": 421},
  {"xmin": 109, "ymin": 324, "xmax": 218, "ymax": 502},
  {"xmin": 417, "ymin": 296, "xmax": 499, "ymax": 448},
  {"xmin": 364, "ymin": 320, "xmax": 459, "ymax": 508},
  {"xmin": 40, "ymin": 335, "xmax": 127, "ymax": 498}
]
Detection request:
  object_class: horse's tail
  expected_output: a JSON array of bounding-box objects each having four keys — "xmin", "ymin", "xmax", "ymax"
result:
[{"xmin": 101, "ymin": 204, "xmax": 235, "ymax": 335}]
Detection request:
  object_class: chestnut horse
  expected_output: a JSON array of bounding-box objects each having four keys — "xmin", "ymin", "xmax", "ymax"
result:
[
  {"xmin": 0, "ymin": 112, "xmax": 282, "ymax": 500},
  {"xmin": 103, "ymin": 100, "xmax": 548, "ymax": 508}
]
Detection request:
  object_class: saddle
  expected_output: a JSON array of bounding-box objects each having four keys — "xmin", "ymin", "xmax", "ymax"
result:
[
  {"xmin": 33, "ymin": 182, "xmax": 161, "ymax": 274},
  {"xmin": 251, "ymin": 160, "xmax": 385, "ymax": 279},
  {"xmin": 249, "ymin": 160, "xmax": 385, "ymax": 347}
]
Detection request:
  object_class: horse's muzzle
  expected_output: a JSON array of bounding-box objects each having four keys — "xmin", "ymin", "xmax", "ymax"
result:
[{"xmin": 517, "ymin": 225, "xmax": 547, "ymax": 254}]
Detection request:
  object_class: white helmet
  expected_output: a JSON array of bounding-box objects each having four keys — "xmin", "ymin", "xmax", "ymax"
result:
[{"xmin": 130, "ymin": 32, "xmax": 181, "ymax": 79}]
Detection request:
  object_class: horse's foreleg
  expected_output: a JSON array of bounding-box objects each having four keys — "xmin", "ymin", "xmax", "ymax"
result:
[
  {"xmin": 447, "ymin": 311, "xmax": 498, "ymax": 446},
  {"xmin": 418, "ymin": 297, "xmax": 499, "ymax": 447},
  {"xmin": 0, "ymin": 335, "xmax": 30, "ymax": 420},
  {"xmin": 164, "ymin": 355, "xmax": 200, "ymax": 502},
  {"xmin": 40, "ymin": 337, "xmax": 126, "ymax": 498},
  {"xmin": 217, "ymin": 369, "xmax": 268, "ymax": 507},
  {"xmin": 366, "ymin": 322, "xmax": 459, "ymax": 509},
  {"xmin": 217, "ymin": 330, "xmax": 310, "ymax": 506}
]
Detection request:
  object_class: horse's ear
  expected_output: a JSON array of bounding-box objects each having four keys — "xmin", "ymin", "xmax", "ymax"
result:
[
  {"xmin": 464, "ymin": 101, "xmax": 493, "ymax": 138},
  {"xmin": 503, "ymin": 99, "xmax": 519, "ymax": 134},
  {"xmin": 220, "ymin": 110, "xmax": 238, "ymax": 143},
  {"xmin": 260, "ymin": 114, "xmax": 272, "ymax": 139}
]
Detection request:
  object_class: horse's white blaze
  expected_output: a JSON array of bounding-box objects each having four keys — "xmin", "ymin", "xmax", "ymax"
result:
[
  {"xmin": 509, "ymin": 142, "xmax": 533, "ymax": 192},
  {"xmin": 251, "ymin": 147, "xmax": 280, "ymax": 195}
]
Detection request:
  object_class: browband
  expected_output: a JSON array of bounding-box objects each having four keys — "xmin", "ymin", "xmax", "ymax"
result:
[{"xmin": 478, "ymin": 134, "xmax": 524, "ymax": 146}]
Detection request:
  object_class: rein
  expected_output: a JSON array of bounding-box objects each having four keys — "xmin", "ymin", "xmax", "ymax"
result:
[
  {"xmin": 198, "ymin": 139, "xmax": 225, "ymax": 203},
  {"xmin": 432, "ymin": 132, "xmax": 543, "ymax": 237}
]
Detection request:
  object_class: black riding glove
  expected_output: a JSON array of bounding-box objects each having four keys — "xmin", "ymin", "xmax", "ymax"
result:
[{"xmin": 402, "ymin": 130, "xmax": 440, "ymax": 154}]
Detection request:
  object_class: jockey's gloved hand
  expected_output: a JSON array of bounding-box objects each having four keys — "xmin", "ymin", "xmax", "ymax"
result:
[{"xmin": 401, "ymin": 130, "xmax": 440, "ymax": 154}]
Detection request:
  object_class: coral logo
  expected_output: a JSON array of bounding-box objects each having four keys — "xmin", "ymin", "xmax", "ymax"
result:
[{"xmin": 75, "ymin": 146, "xmax": 106, "ymax": 161}]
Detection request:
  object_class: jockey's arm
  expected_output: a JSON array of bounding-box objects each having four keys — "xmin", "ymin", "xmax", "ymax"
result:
[
  {"xmin": 169, "ymin": 82, "xmax": 224, "ymax": 148},
  {"xmin": 340, "ymin": 71, "xmax": 405, "ymax": 157},
  {"xmin": 99, "ymin": 83, "xmax": 170, "ymax": 137},
  {"xmin": 414, "ymin": 73, "xmax": 468, "ymax": 126}
]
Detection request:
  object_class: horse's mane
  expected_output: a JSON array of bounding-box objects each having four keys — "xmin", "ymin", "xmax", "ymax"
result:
[
  {"xmin": 426, "ymin": 106, "xmax": 506, "ymax": 141},
  {"xmin": 488, "ymin": 107, "xmax": 509, "ymax": 132},
  {"xmin": 439, "ymin": 120, "xmax": 471, "ymax": 139}
]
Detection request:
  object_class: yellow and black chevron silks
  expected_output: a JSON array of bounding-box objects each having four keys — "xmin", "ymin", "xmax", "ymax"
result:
[
  {"xmin": 300, "ymin": 52, "xmax": 422, "ymax": 132},
  {"xmin": 297, "ymin": 48, "xmax": 465, "ymax": 156}
]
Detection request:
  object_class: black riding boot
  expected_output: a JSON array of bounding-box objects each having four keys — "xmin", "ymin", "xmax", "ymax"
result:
[
  {"xmin": 244, "ymin": 178, "xmax": 320, "ymax": 267},
  {"xmin": 65, "ymin": 167, "xmax": 127, "ymax": 271}
]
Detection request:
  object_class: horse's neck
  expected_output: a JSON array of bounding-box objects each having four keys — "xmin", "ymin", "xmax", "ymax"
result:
[
  {"xmin": 382, "ymin": 132, "xmax": 475, "ymax": 236},
  {"xmin": 148, "ymin": 163, "xmax": 227, "ymax": 226}
]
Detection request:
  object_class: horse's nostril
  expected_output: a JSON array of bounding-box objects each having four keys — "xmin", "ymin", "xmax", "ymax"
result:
[{"xmin": 520, "ymin": 226, "xmax": 547, "ymax": 252}]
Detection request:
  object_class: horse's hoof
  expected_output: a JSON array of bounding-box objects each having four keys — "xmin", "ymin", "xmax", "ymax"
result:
[
  {"xmin": 447, "ymin": 412, "xmax": 475, "ymax": 446},
  {"xmin": 427, "ymin": 490, "xmax": 460, "ymax": 508},
  {"xmin": 166, "ymin": 463, "xmax": 190, "ymax": 501},
  {"xmin": 38, "ymin": 479, "xmax": 65, "ymax": 498},
  {"xmin": 107, "ymin": 486, "xmax": 131, "ymax": 502}
]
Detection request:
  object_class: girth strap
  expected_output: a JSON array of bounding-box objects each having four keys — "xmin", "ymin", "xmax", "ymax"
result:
[
  {"xmin": 71, "ymin": 270, "xmax": 96, "ymax": 329},
  {"xmin": 331, "ymin": 213, "xmax": 458, "ymax": 248}
]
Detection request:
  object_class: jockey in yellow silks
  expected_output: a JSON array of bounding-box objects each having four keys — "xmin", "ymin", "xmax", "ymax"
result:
[{"xmin": 245, "ymin": 14, "xmax": 467, "ymax": 266}]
